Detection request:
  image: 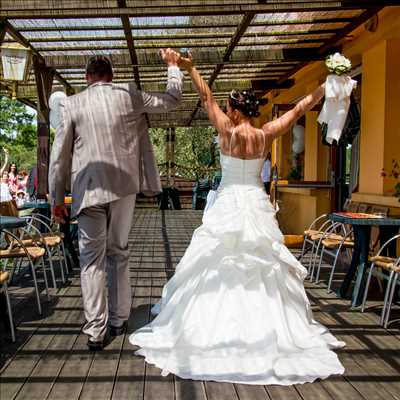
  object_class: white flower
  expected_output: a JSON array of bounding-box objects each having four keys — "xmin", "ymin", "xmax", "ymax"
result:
[{"xmin": 325, "ymin": 53, "xmax": 352, "ymax": 75}]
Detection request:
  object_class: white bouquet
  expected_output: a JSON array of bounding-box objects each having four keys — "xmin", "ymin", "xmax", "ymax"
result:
[
  {"xmin": 325, "ymin": 52, "xmax": 352, "ymax": 75},
  {"xmin": 318, "ymin": 53, "xmax": 357, "ymax": 144}
]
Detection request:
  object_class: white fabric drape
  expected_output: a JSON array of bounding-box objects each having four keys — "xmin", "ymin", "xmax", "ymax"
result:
[{"xmin": 318, "ymin": 75, "xmax": 357, "ymax": 144}]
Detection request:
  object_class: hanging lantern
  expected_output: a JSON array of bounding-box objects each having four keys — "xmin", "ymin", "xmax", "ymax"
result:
[{"xmin": 1, "ymin": 43, "xmax": 31, "ymax": 100}]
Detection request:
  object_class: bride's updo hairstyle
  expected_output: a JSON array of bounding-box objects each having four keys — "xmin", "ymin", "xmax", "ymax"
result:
[{"xmin": 228, "ymin": 89, "xmax": 268, "ymax": 118}]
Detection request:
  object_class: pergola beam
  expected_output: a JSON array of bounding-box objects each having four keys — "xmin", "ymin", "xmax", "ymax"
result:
[
  {"xmin": 8, "ymin": 29, "xmax": 338, "ymax": 43},
  {"xmin": 2, "ymin": 1, "xmax": 399, "ymax": 19},
  {"xmin": 33, "ymin": 55, "xmax": 55, "ymax": 198},
  {"xmin": 251, "ymin": 79, "xmax": 295, "ymax": 91},
  {"xmin": 14, "ymin": 18, "xmax": 355, "ymax": 33},
  {"xmin": 188, "ymin": 11, "xmax": 256, "ymax": 125},
  {"xmin": 3, "ymin": 20, "xmax": 72, "ymax": 92},
  {"xmin": 28, "ymin": 39, "xmax": 327, "ymax": 52},
  {"xmin": 0, "ymin": 19, "xmax": 6, "ymax": 44},
  {"xmin": 42, "ymin": 49, "xmax": 323, "ymax": 70},
  {"xmin": 273, "ymin": 6, "xmax": 383, "ymax": 89},
  {"xmin": 117, "ymin": 0, "xmax": 141, "ymax": 90}
]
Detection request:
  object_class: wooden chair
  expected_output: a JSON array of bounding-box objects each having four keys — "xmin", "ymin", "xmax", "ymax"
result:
[
  {"xmin": 299, "ymin": 213, "xmax": 330, "ymax": 266},
  {"xmin": 317, "ymin": 227, "xmax": 355, "ymax": 291},
  {"xmin": 1, "ymin": 200, "xmax": 67, "ymax": 288},
  {"xmin": 347, "ymin": 202, "xmax": 360, "ymax": 212},
  {"xmin": 0, "ymin": 227, "xmax": 49, "ymax": 317},
  {"xmin": 358, "ymin": 203, "xmax": 371, "ymax": 213},
  {"xmin": 383, "ymin": 262, "xmax": 400, "ymax": 328},
  {"xmin": 23, "ymin": 214, "xmax": 68, "ymax": 288},
  {"xmin": 0, "ymin": 270, "xmax": 15, "ymax": 342},
  {"xmin": 308, "ymin": 222, "xmax": 352, "ymax": 283},
  {"xmin": 361, "ymin": 234, "xmax": 400, "ymax": 327}
]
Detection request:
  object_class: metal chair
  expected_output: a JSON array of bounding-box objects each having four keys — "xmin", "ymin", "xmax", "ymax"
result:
[
  {"xmin": 317, "ymin": 226, "xmax": 354, "ymax": 290},
  {"xmin": 308, "ymin": 222, "xmax": 346, "ymax": 282},
  {"xmin": 1, "ymin": 201, "xmax": 67, "ymax": 289},
  {"xmin": 0, "ymin": 228, "xmax": 49, "ymax": 318},
  {"xmin": 383, "ymin": 262, "xmax": 400, "ymax": 328},
  {"xmin": 23, "ymin": 214, "xmax": 68, "ymax": 288},
  {"xmin": 0, "ymin": 270, "xmax": 15, "ymax": 342},
  {"xmin": 361, "ymin": 233, "xmax": 400, "ymax": 327},
  {"xmin": 299, "ymin": 213, "xmax": 329, "ymax": 266}
]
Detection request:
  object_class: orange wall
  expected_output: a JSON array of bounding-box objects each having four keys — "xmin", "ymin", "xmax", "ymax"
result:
[
  {"xmin": 359, "ymin": 41, "xmax": 386, "ymax": 194},
  {"xmin": 384, "ymin": 39, "xmax": 400, "ymax": 194},
  {"xmin": 258, "ymin": 7, "xmax": 400, "ymax": 232}
]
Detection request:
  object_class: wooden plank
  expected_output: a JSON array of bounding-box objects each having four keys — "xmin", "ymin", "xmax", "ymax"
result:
[
  {"xmin": 265, "ymin": 385, "xmax": 302, "ymax": 400},
  {"xmin": 175, "ymin": 377, "xmax": 207, "ymax": 400},
  {"xmin": 79, "ymin": 337, "xmax": 124, "ymax": 399},
  {"xmin": 14, "ymin": 297, "xmax": 83, "ymax": 400},
  {"xmin": 16, "ymin": 18, "xmax": 354, "ymax": 32},
  {"xmin": 204, "ymin": 381, "xmax": 239, "ymax": 400},
  {"xmin": 143, "ymin": 275, "xmax": 174, "ymax": 400},
  {"xmin": 46, "ymin": 333, "xmax": 95, "ymax": 400},
  {"xmin": 234, "ymin": 384, "xmax": 270, "ymax": 400},
  {"xmin": 111, "ymin": 274, "xmax": 147, "ymax": 400},
  {"xmin": 0, "ymin": 282, "xmax": 78, "ymax": 399},
  {"xmin": 307, "ymin": 289, "xmax": 400, "ymax": 400},
  {"xmin": 2, "ymin": 2, "xmax": 395, "ymax": 19},
  {"xmin": 295, "ymin": 382, "xmax": 335, "ymax": 400}
]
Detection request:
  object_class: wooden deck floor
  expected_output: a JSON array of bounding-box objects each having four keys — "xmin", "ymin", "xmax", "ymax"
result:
[{"xmin": 1, "ymin": 209, "xmax": 400, "ymax": 400}]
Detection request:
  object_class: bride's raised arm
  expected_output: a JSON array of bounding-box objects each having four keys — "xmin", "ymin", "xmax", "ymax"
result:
[
  {"xmin": 179, "ymin": 52, "xmax": 233, "ymax": 135},
  {"xmin": 262, "ymin": 84, "xmax": 325, "ymax": 140}
]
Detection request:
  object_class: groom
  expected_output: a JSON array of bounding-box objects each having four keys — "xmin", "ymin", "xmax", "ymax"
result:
[{"xmin": 49, "ymin": 49, "xmax": 183, "ymax": 350}]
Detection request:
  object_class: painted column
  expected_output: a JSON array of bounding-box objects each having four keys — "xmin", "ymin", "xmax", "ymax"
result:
[{"xmin": 359, "ymin": 39, "xmax": 400, "ymax": 195}]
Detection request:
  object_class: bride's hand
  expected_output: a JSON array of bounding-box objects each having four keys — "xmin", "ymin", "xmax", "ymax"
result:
[{"xmin": 178, "ymin": 51, "xmax": 194, "ymax": 72}]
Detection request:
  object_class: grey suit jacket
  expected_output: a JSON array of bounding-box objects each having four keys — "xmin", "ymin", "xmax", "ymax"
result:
[{"xmin": 49, "ymin": 66, "xmax": 183, "ymax": 217}]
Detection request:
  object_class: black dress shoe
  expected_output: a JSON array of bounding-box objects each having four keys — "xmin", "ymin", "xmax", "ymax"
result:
[
  {"xmin": 109, "ymin": 321, "xmax": 127, "ymax": 337},
  {"xmin": 87, "ymin": 338, "xmax": 105, "ymax": 351}
]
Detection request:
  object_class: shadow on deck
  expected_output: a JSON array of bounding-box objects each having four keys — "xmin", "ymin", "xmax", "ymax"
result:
[{"xmin": 1, "ymin": 210, "xmax": 400, "ymax": 400}]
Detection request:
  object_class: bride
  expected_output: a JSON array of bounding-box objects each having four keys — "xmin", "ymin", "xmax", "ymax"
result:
[{"xmin": 129, "ymin": 52, "xmax": 345, "ymax": 385}]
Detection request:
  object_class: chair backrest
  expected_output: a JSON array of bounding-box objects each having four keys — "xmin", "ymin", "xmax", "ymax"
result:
[
  {"xmin": 358, "ymin": 203, "xmax": 371, "ymax": 213},
  {"xmin": 347, "ymin": 202, "xmax": 360, "ymax": 212},
  {"xmin": 371, "ymin": 205, "xmax": 389, "ymax": 217}
]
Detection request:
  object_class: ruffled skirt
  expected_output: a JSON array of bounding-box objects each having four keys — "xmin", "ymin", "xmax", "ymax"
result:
[{"xmin": 129, "ymin": 184, "xmax": 345, "ymax": 385}]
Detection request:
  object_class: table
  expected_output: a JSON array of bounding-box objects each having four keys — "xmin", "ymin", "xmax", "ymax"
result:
[
  {"xmin": 0, "ymin": 216, "xmax": 27, "ymax": 231},
  {"xmin": 328, "ymin": 212, "xmax": 400, "ymax": 307}
]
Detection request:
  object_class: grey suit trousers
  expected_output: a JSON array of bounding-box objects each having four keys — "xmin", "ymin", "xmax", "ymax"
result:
[{"xmin": 78, "ymin": 194, "xmax": 136, "ymax": 341}]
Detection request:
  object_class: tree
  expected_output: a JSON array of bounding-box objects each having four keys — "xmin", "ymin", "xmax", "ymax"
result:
[
  {"xmin": 149, "ymin": 126, "xmax": 217, "ymax": 179},
  {"xmin": 0, "ymin": 95, "xmax": 37, "ymax": 171}
]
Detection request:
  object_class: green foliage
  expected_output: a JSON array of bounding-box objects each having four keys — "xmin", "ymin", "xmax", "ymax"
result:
[
  {"xmin": 0, "ymin": 96, "xmax": 37, "ymax": 171},
  {"xmin": 149, "ymin": 126, "xmax": 217, "ymax": 179}
]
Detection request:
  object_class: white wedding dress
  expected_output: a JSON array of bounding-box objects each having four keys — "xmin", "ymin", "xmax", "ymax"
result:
[{"xmin": 129, "ymin": 151, "xmax": 345, "ymax": 385}]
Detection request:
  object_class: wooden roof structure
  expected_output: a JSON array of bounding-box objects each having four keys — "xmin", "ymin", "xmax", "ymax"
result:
[{"xmin": 1, "ymin": 1, "xmax": 400, "ymax": 128}]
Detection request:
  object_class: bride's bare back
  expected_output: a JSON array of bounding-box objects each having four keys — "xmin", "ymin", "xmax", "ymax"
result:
[{"xmin": 219, "ymin": 124, "xmax": 269, "ymax": 160}]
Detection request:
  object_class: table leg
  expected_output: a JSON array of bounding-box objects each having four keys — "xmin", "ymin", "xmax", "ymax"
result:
[
  {"xmin": 338, "ymin": 225, "xmax": 371, "ymax": 306},
  {"xmin": 351, "ymin": 226, "xmax": 371, "ymax": 307},
  {"xmin": 0, "ymin": 292, "xmax": 11, "ymax": 333}
]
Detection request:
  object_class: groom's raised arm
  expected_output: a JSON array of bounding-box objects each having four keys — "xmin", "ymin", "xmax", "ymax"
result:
[{"xmin": 132, "ymin": 65, "xmax": 183, "ymax": 113}]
